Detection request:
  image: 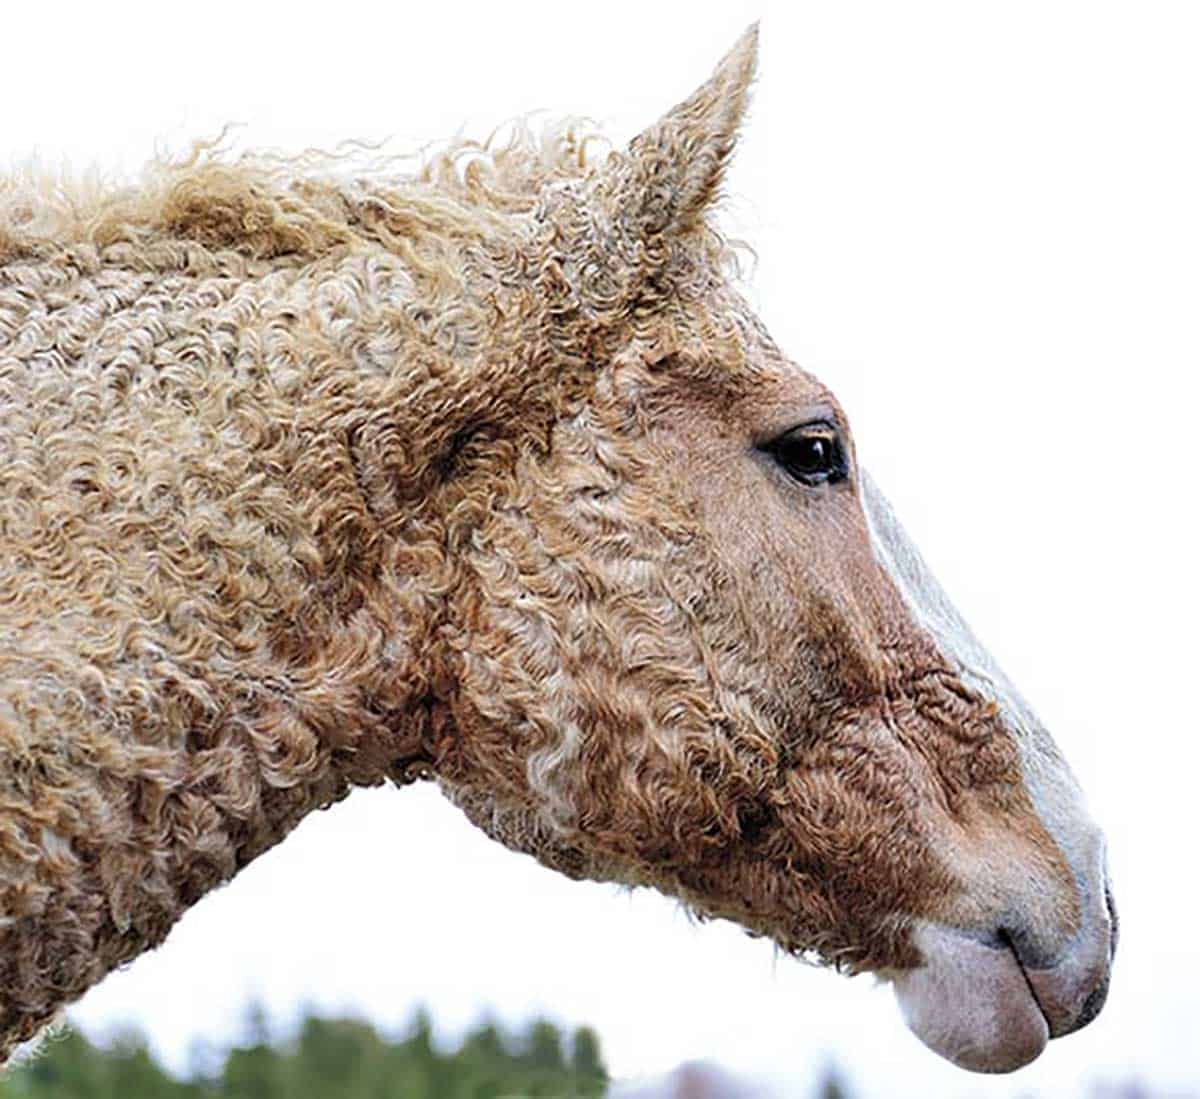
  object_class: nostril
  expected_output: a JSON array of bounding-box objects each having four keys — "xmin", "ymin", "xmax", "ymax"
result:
[
  {"xmin": 1073, "ymin": 970, "xmax": 1111, "ymax": 1031},
  {"xmin": 1104, "ymin": 880, "xmax": 1120, "ymax": 960}
]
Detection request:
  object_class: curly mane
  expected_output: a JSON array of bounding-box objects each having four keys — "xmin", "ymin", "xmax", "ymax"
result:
[{"xmin": 0, "ymin": 120, "xmax": 613, "ymax": 268}]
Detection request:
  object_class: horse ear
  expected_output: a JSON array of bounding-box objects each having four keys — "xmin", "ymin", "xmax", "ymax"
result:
[{"xmin": 612, "ymin": 24, "xmax": 758, "ymax": 239}]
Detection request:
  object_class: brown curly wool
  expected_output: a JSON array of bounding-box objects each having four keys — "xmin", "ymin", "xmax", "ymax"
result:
[{"xmin": 0, "ymin": 26, "xmax": 1107, "ymax": 1068}]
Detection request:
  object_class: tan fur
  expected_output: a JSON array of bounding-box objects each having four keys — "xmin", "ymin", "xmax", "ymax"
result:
[{"xmin": 0, "ymin": 26, "xmax": 1078, "ymax": 1061}]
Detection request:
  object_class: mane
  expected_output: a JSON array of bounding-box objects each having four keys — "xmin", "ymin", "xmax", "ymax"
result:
[{"xmin": 0, "ymin": 119, "xmax": 613, "ymax": 267}]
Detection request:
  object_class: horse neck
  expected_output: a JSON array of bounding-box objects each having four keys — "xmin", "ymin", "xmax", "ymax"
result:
[{"xmin": 0, "ymin": 254, "xmax": 486, "ymax": 1058}]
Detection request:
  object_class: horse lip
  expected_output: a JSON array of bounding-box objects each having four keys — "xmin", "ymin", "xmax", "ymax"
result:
[
  {"xmin": 892, "ymin": 921, "xmax": 1051, "ymax": 1073},
  {"xmin": 893, "ymin": 908, "xmax": 1113, "ymax": 1073},
  {"xmin": 996, "ymin": 928, "xmax": 1057, "ymax": 1035},
  {"xmin": 998, "ymin": 866, "xmax": 1118, "ymax": 1040},
  {"xmin": 947, "ymin": 925, "xmax": 1059, "ymax": 1033},
  {"xmin": 996, "ymin": 917, "xmax": 1113, "ymax": 1040}
]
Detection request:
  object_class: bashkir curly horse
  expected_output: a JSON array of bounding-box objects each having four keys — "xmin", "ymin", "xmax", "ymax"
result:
[{"xmin": 0, "ymin": 27, "xmax": 1114, "ymax": 1073}]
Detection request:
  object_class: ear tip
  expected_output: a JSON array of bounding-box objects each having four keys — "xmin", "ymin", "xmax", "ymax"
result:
[
  {"xmin": 707, "ymin": 23, "xmax": 759, "ymax": 115},
  {"xmin": 727, "ymin": 21, "xmax": 761, "ymax": 79},
  {"xmin": 610, "ymin": 21, "xmax": 762, "ymax": 238}
]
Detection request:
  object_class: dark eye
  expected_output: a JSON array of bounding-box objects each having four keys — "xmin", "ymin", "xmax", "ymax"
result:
[{"xmin": 762, "ymin": 422, "xmax": 848, "ymax": 486}]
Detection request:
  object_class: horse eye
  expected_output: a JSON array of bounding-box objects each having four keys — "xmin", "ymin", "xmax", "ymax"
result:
[{"xmin": 762, "ymin": 422, "xmax": 848, "ymax": 486}]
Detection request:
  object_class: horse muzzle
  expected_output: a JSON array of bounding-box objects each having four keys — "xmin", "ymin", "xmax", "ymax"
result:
[{"xmin": 892, "ymin": 852, "xmax": 1117, "ymax": 1072}]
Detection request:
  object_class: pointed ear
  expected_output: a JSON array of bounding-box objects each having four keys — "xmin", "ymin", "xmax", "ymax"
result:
[{"xmin": 613, "ymin": 24, "xmax": 758, "ymax": 238}]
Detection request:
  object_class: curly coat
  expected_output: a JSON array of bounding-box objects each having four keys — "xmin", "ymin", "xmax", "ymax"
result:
[{"xmin": 0, "ymin": 27, "xmax": 1083, "ymax": 1063}]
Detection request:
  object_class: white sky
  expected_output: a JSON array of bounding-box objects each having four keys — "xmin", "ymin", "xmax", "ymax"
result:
[{"xmin": 6, "ymin": 2, "xmax": 1198, "ymax": 1095}]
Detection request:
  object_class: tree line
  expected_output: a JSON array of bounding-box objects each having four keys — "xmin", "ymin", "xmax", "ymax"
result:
[{"xmin": 0, "ymin": 1005, "xmax": 607, "ymax": 1099}]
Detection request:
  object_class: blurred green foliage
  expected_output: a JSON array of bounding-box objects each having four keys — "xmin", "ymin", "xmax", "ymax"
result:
[{"xmin": 0, "ymin": 1005, "xmax": 608, "ymax": 1099}]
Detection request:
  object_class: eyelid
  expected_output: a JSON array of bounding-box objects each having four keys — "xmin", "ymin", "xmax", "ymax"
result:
[
  {"xmin": 761, "ymin": 418, "xmax": 841, "ymax": 449},
  {"xmin": 787, "ymin": 422, "xmax": 836, "ymax": 439},
  {"xmin": 754, "ymin": 407, "xmax": 846, "ymax": 448}
]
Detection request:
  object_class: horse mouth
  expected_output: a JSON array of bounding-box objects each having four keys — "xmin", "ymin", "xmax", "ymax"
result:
[
  {"xmin": 891, "ymin": 913, "xmax": 1115, "ymax": 1074},
  {"xmin": 892, "ymin": 926, "xmax": 1050, "ymax": 1073},
  {"xmin": 998, "ymin": 925, "xmax": 1111, "ymax": 1040},
  {"xmin": 997, "ymin": 928, "xmax": 1056, "ymax": 1038}
]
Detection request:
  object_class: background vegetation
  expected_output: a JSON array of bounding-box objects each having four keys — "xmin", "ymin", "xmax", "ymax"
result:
[
  {"xmin": 0, "ymin": 1008, "xmax": 1172, "ymax": 1097},
  {"xmin": 0, "ymin": 1006, "xmax": 607, "ymax": 1099}
]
